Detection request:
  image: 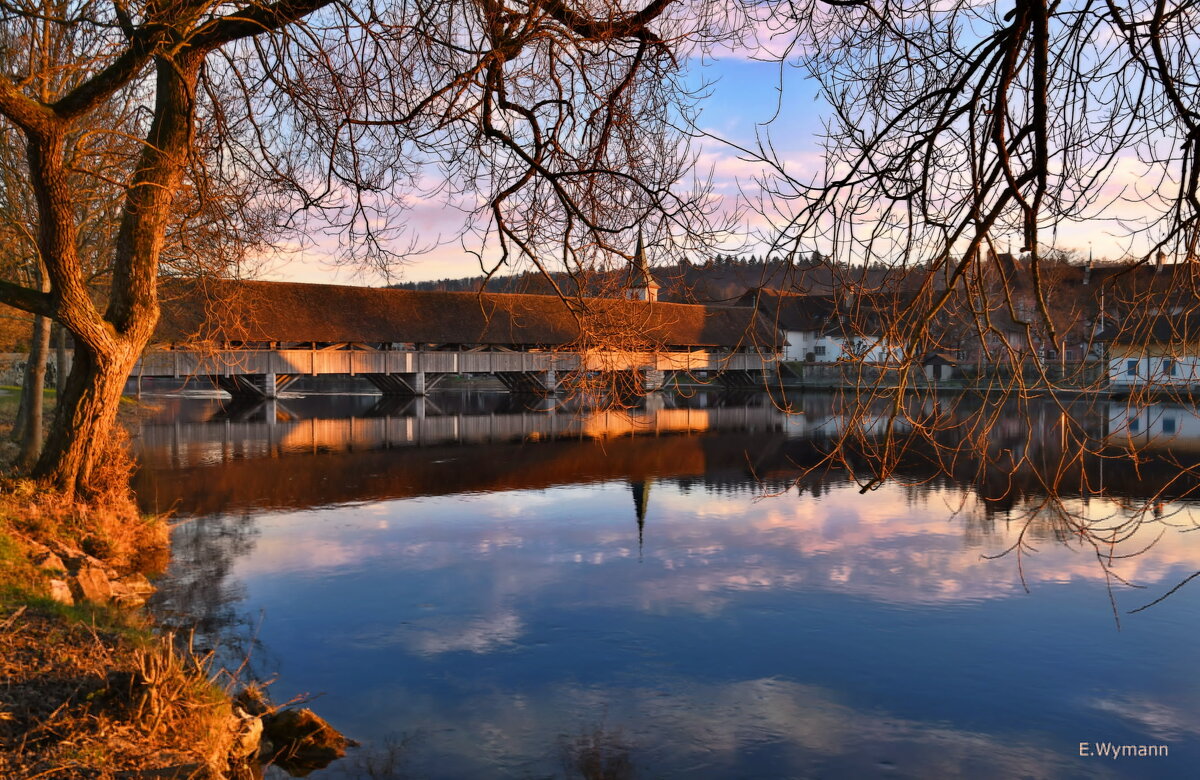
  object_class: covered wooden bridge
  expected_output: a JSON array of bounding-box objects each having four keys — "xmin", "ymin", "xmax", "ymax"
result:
[{"xmin": 136, "ymin": 280, "xmax": 783, "ymax": 398}]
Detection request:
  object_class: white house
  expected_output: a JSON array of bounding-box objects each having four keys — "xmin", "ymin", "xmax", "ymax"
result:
[
  {"xmin": 1106, "ymin": 313, "xmax": 1200, "ymax": 390},
  {"xmin": 740, "ymin": 290, "xmax": 904, "ymax": 364}
]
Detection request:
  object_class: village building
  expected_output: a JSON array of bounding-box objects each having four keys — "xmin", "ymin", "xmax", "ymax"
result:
[
  {"xmin": 1105, "ymin": 312, "xmax": 1200, "ymax": 390},
  {"xmin": 738, "ymin": 289, "xmax": 905, "ymax": 364}
]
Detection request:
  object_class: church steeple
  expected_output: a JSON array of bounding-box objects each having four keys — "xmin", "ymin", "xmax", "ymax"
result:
[{"xmin": 625, "ymin": 234, "xmax": 660, "ymax": 302}]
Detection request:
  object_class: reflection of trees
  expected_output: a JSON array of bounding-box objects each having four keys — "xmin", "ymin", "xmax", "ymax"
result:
[
  {"xmin": 560, "ymin": 726, "xmax": 634, "ymax": 780},
  {"xmin": 786, "ymin": 392, "xmax": 1200, "ymax": 617},
  {"xmin": 783, "ymin": 394, "xmax": 1200, "ymax": 505},
  {"xmin": 149, "ymin": 511, "xmax": 265, "ymax": 671}
]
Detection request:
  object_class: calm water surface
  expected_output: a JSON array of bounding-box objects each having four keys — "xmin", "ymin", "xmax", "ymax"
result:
[{"xmin": 133, "ymin": 390, "xmax": 1200, "ymax": 778}]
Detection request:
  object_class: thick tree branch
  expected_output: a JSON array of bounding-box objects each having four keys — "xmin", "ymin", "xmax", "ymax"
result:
[{"xmin": 0, "ymin": 278, "xmax": 54, "ymax": 318}]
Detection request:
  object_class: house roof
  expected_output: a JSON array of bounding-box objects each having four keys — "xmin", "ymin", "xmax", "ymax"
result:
[
  {"xmin": 1106, "ymin": 312, "xmax": 1200, "ymax": 346},
  {"xmin": 740, "ymin": 288, "xmax": 916, "ymax": 338},
  {"xmin": 738, "ymin": 290, "xmax": 839, "ymax": 332},
  {"xmin": 156, "ymin": 279, "xmax": 780, "ymax": 350}
]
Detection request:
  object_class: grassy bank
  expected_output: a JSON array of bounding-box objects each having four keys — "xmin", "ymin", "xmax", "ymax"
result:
[{"xmin": 0, "ymin": 388, "xmax": 257, "ymax": 778}]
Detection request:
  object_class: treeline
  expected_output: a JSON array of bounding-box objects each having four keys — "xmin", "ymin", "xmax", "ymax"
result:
[{"xmin": 392, "ymin": 254, "xmax": 898, "ymax": 303}]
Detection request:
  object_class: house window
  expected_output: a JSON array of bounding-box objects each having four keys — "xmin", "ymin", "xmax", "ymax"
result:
[
  {"xmin": 1163, "ymin": 417, "xmax": 1177, "ymax": 434},
  {"xmin": 815, "ymin": 345, "xmax": 827, "ymax": 356},
  {"xmin": 1163, "ymin": 359, "xmax": 1177, "ymax": 377},
  {"xmin": 1130, "ymin": 417, "xmax": 1140, "ymax": 433},
  {"xmin": 1126, "ymin": 360, "xmax": 1138, "ymax": 376}
]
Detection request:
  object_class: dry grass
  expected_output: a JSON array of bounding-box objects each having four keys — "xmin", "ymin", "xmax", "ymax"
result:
[
  {"xmin": 0, "ymin": 609, "xmax": 243, "ymax": 778},
  {"xmin": 0, "ymin": 389, "xmax": 246, "ymax": 778},
  {"xmin": 0, "ymin": 424, "xmax": 170, "ymax": 581}
]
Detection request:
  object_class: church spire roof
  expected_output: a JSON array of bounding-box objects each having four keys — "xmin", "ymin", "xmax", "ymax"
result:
[{"xmin": 626, "ymin": 233, "xmax": 660, "ymax": 302}]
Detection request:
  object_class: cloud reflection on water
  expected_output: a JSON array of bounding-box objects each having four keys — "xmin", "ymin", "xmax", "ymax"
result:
[
  {"xmin": 336, "ymin": 675, "xmax": 1109, "ymax": 779},
  {"xmin": 141, "ymin": 394, "xmax": 1200, "ymax": 777},
  {"xmin": 235, "ymin": 481, "xmax": 1200, "ymax": 619}
]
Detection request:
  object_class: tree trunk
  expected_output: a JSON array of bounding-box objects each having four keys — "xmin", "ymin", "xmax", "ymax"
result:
[
  {"xmin": 25, "ymin": 53, "xmax": 199, "ymax": 498},
  {"xmin": 34, "ymin": 336, "xmax": 143, "ymax": 496},
  {"xmin": 12, "ymin": 263, "xmax": 52, "ymax": 457},
  {"xmin": 16, "ymin": 313, "xmax": 52, "ymax": 468},
  {"xmin": 12, "ymin": 353, "xmax": 29, "ymax": 443}
]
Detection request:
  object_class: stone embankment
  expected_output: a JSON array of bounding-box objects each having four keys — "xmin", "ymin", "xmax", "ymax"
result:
[{"xmin": 24, "ymin": 536, "xmax": 156, "ymax": 608}]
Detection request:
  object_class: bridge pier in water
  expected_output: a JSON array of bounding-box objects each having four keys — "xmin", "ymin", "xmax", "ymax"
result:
[
  {"xmin": 714, "ymin": 368, "xmax": 774, "ymax": 389},
  {"xmin": 213, "ymin": 373, "xmax": 301, "ymax": 400},
  {"xmin": 497, "ymin": 369, "xmax": 559, "ymax": 395},
  {"xmin": 363, "ymin": 372, "xmax": 448, "ymax": 397}
]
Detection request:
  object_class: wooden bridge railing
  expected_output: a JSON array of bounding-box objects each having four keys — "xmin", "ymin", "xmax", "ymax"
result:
[{"xmin": 132, "ymin": 348, "xmax": 776, "ymax": 378}]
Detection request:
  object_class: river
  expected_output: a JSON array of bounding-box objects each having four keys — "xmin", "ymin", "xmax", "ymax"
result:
[{"xmin": 131, "ymin": 389, "xmax": 1200, "ymax": 778}]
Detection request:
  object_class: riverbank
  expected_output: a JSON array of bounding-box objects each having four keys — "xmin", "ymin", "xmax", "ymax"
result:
[
  {"xmin": 0, "ymin": 389, "xmax": 341, "ymax": 777},
  {"xmin": 0, "ymin": 385, "xmax": 239, "ymax": 775}
]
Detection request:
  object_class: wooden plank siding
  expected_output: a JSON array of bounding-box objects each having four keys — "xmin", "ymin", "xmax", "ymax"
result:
[{"xmin": 132, "ymin": 348, "xmax": 774, "ymax": 379}]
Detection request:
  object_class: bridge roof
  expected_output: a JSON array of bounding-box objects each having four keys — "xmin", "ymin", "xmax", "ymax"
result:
[{"xmin": 157, "ymin": 279, "xmax": 780, "ymax": 349}]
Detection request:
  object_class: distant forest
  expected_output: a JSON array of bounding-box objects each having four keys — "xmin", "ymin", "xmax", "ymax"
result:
[{"xmin": 391, "ymin": 254, "xmax": 925, "ymax": 303}]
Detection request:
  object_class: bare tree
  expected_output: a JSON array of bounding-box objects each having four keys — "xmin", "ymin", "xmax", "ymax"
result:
[
  {"xmin": 689, "ymin": 1, "xmax": 1200, "ymax": 593},
  {"xmin": 766, "ymin": 0, "xmax": 1200, "ymax": 269},
  {"xmin": 0, "ymin": 8, "xmax": 141, "ymax": 467},
  {"xmin": 0, "ymin": 116, "xmax": 49, "ymax": 467},
  {"xmin": 741, "ymin": 0, "xmax": 1196, "ymax": 360},
  {"xmin": 742, "ymin": 1, "xmax": 1199, "ymax": 436},
  {"xmin": 0, "ymin": 0, "xmax": 728, "ymax": 497}
]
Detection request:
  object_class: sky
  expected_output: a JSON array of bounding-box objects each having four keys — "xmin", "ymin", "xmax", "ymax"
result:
[
  {"xmin": 260, "ymin": 32, "xmax": 1152, "ymax": 289},
  {"xmin": 264, "ymin": 55, "xmax": 828, "ymax": 287}
]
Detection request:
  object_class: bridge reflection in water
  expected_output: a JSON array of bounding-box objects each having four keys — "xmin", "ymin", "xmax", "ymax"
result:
[
  {"xmin": 132, "ymin": 391, "xmax": 789, "ymax": 516},
  {"xmin": 138, "ymin": 393, "xmax": 782, "ymax": 460},
  {"xmin": 133, "ymin": 391, "xmax": 1200, "ymax": 520}
]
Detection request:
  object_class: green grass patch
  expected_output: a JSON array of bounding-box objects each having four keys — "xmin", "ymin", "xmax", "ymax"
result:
[
  {"xmin": 31, "ymin": 598, "xmax": 151, "ymax": 639},
  {"xmin": 0, "ymin": 384, "xmax": 56, "ymax": 396},
  {"xmin": 0, "ymin": 385, "xmax": 57, "ymax": 427},
  {"xmin": 0, "ymin": 526, "xmax": 46, "ymax": 608}
]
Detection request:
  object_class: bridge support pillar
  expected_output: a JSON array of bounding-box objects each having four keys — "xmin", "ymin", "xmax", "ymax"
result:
[
  {"xmin": 642, "ymin": 370, "xmax": 666, "ymax": 392},
  {"xmin": 496, "ymin": 370, "xmax": 557, "ymax": 395},
  {"xmin": 715, "ymin": 369, "xmax": 764, "ymax": 389},
  {"xmin": 214, "ymin": 374, "xmax": 293, "ymax": 400},
  {"xmin": 363, "ymin": 372, "xmax": 445, "ymax": 396}
]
